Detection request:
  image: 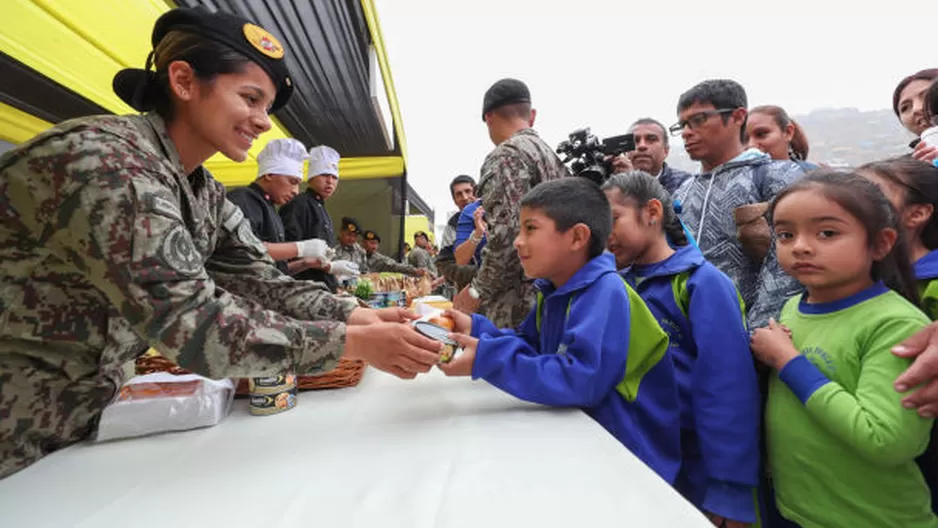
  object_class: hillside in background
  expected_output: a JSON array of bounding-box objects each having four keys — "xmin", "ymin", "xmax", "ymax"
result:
[{"xmin": 668, "ymin": 107, "xmax": 914, "ymax": 171}]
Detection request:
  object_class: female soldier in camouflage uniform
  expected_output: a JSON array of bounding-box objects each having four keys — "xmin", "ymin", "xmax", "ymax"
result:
[{"xmin": 0, "ymin": 7, "xmax": 441, "ymax": 478}]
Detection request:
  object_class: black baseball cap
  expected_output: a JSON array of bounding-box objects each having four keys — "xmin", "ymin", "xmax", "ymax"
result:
[
  {"xmin": 363, "ymin": 230, "xmax": 381, "ymax": 242},
  {"xmin": 114, "ymin": 7, "xmax": 293, "ymax": 113}
]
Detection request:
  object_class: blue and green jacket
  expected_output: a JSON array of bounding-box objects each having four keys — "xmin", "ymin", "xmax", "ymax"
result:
[
  {"xmin": 471, "ymin": 252, "xmax": 682, "ymax": 483},
  {"xmin": 622, "ymin": 245, "xmax": 761, "ymax": 523}
]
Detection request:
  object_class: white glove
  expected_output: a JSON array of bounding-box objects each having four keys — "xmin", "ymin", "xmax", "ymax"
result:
[
  {"xmin": 295, "ymin": 239, "xmax": 333, "ymax": 260},
  {"xmin": 329, "ymin": 260, "xmax": 360, "ymax": 277}
]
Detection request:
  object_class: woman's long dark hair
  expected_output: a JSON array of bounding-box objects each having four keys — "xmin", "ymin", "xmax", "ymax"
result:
[
  {"xmin": 601, "ymin": 171, "xmax": 688, "ymax": 246},
  {"xmin": 768, "ymin": 170, "xmax": 920, "ymax": 306}
]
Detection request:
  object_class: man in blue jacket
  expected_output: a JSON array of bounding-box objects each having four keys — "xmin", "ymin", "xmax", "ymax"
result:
[{"xmin": 441, "ymin": 178, "xmax": 682, "ymax": 484}]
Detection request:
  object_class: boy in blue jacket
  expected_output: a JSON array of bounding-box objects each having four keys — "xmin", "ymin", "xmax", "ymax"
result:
[{"xmin": 441, "ymin": 178, "xmax": 682, "ymax": 484}]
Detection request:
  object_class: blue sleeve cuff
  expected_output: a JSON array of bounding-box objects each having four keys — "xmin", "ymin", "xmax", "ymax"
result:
[
  {"xmin": 779, "ymin": 355, "xmax": 830, "ymax": 404},
  {"xmin": 470, "ymin": 314, "xmax": 499, "ymax": 339},
  {"xmin": 701, "ymin": 481, "xmax": 756, "ymax": 524}
]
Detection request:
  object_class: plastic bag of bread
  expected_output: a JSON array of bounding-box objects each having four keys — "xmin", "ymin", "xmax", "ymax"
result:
[
  {"xmin": 95, "ymin": 372, "xmax": 235, "ymax": 442},
  {"xmin": 733, "ymin": 202, "xmax": 771, "ymax": 262}
]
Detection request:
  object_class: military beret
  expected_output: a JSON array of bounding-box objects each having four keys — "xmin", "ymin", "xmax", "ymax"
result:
[
  {"xmin": 363, "ymin": 230, "xmax": 380, "ymax": 242},
  {"xmin": 114, "ymin": 7, "xmax": 293, "ymax": 113},
  {"xmin": 482, "ymin": 78, "xmax": 531, "ymax": 121},
  {"xmin": 341, "ymin": 217, "xmax": 361, "ymax": 235}
]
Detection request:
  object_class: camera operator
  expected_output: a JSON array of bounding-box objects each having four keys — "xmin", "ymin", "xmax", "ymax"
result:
[{"xmin": 608, "ymin": 118, "xmax": 692, "ymax": 195}]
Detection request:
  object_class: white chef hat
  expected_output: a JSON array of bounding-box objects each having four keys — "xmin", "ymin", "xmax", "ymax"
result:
[
  {"xmin": 308, "ymin": 145, "xmax": 341, "ymax": 179},
  {"xmin": 257, "ymin": 138, "xmax": 309, "ymax": 181}
]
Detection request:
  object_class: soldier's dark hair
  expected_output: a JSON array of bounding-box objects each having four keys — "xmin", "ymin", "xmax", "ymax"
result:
[
  {"xmin": 677, "ymin": 79, "xmax": 748, "ymax": 142},
  {"xmin": 449, "ymin": 175, "xmax": 476, "ymax": 197},
  {"xmin": 769, "ymin": 170, "xmax": 920, "ymax": 307},
  {"xmin": 494, "ymin": 102, "xmax": 532, "ymax": 121},
  {"xmin": 520, "ymin": 178, "xmax": 611, "ymax": 259},
  {"xmin": 858, "ymin": 156, "xmax": 938, "ymax": 250},
  {"xmin": 151, "ymin": 30, "xmax": 255, "ymax": 120},
  {"xmin": 601, "ymin": 172, "xmax": 688, "ymax": 247},
  {"xmin": 629, "ymin": 118, "xmax": 669, "ymax": 148}
]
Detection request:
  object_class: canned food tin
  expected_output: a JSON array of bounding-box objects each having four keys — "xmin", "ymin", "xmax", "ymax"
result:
[
  {"xmin": 248, "ymin": 373, "xmax": 297, "ymax": 395},
  {"xmin": 385, "ymin": 290, "xmax": 404, "ymax": 307},
  {"xmin": 249, "ymin": 386, "xmax": 297, "ymax": 416},
  {"xmin": 368, "ymin": 292, "xmax": 389, "ymax": 309}
]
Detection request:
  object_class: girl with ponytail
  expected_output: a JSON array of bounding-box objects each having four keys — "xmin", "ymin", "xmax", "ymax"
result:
[
  {"xmin": 751, "ymin": 170, "xmax": 935, "ymax": 528},
  {"xmin": 602, "ymin": 172, "xmax": 762, "ymax": 527},
  {"xmin": 747, "ymin": 105, "xmax": 819, "ymax": 172}
]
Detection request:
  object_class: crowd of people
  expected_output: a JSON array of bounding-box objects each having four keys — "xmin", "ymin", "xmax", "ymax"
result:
[{"xmin": 4, "ymin": 6, "xmax": 938, "ymax": 528}]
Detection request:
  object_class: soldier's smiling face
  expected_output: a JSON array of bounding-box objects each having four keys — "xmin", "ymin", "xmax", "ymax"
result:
[{"xmin": 176, "ymin": 61, "xmax": 276, "ymax": 164}]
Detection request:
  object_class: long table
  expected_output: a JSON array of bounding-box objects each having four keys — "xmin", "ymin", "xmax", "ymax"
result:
[{"xmin": 0, "ymin": 368, "xmax": 711, "ymax": 527}]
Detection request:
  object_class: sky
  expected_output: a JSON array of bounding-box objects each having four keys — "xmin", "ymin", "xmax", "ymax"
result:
[{"xmin": 375, "ymin": 0, "xmax": 931, "ymax": 236}]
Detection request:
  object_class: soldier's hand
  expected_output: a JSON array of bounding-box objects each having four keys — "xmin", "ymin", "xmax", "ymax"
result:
[
  {"xmin": 345, "ymin": 323, "xmax": 442, "ymax": 379},
  {"xmin": 295, "ymin": 238, "xmax": 330, "ymax": 259},
  {"xmin": 330, "ymin": 260, "xmax": 360, "ymax": 277},
  {"xmin": 376, "ymin": 307, "xmax": 419, "ymax": 324},
  {"xmin": 415, "ymin": 268, "xmax": 428, "ymax": 277}
]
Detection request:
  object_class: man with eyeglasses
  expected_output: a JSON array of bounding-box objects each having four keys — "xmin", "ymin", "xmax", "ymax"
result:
[
  {"xmin": 667, "ymin": 78, "xmax": 805, "ymax": 528},
  {"xmin": 608, "ymin": 118, "xmax": 692, "ymax": 195}
]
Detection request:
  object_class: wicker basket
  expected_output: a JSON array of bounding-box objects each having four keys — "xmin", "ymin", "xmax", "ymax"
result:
[{"xmin": 135, "ymin": 351, "xmax": 367, "ymax": 394}]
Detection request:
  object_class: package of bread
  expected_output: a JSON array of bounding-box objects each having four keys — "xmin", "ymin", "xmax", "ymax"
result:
[{"xmin": 95, "ymin": 372, "xmax": 235, "ymax": 442}]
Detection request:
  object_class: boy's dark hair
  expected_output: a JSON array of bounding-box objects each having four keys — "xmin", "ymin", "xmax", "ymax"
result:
[
  {"xmin": 859, "ymin": 156, "xmax": 938, "ymax": 250},
  {"xmin": 449, "ymin": 175, "xmax": 476, "ymax": 197},
  {"xmin": 629, "ymin": 118, "xmax": 669, "ymax": 147},
  {"xmin": 768, "ymin": 170, "xmax": 920, "ymax": 306},
  {"xmin": 520, "ymin": 178, "xmax": 611, "ymax": 259},
  {"xmin": 601, "ymin": 172, "xmax": 688, "ymax": 247},
  {"xmin": 677, "ymin": 79, "xmax": 748, "ymax": 142}
]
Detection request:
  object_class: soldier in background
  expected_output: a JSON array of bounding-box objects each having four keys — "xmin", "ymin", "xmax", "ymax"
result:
[
  {"xmin": 332, "ymin": 217, "xmax": 367, "ymax": 275},
  {"xmin": 0, "ymin": 7, "xmax": 441, "ymax": 479},
  {"xmin": 453, "ymin": 78, "xmax": 570, "ymax": 328},
  {"xmin": 227, "ymin": 138, "xmax": 333, "ymax": 276},
  {"xmin": 407, "ymin": 231, "xmax": 438, "ymax": 276},
  {"xmin": 361, "ymin": 230, "xmax": 424, "ymax": 276},
  {"xmin": 279, "ymin": 145, "xmax": 342, "ymax": 292}
]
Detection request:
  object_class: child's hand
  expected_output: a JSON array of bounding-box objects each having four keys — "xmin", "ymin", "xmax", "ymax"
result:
[
  {"xmin": 444, "ymin": 309, "xmax": 473, "ymax": 335},
  {"xmin": 438, "ymin": 333, "xmax": 478, "ymax": 377},
  {"xmin": 750, "ymin": 318, "xmax": 800, "ymax": 370}
]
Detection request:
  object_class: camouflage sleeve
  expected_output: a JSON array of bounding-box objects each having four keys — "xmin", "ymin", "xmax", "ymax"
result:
[
  {"xmin": 371, "ymin": 252, "xmax": 420, "ymax": 276},
  {"xmin": 435, "ymin": 252, "xmax": 476, "ymax": 290},
  {"xmin": 747, "ymin": 163, "xmax": 804, "ymax": 329},
  {"xmin": 205, "ymin": 199, "xmax": 359, "ymax": 323},
  {"xmin": 52, "ymin": 172, "xmax": 347, "ymax": 378},
  {"xmin": 471, "ymin": 152, "xmax": 529, "ymax": 299}
]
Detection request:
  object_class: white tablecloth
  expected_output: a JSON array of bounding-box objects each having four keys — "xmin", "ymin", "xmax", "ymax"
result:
[{"xmin": 0, "ymin": 368, "xmax": 711, "ymax": 527}]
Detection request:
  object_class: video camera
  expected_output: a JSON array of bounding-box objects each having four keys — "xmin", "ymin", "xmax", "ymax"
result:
[{"xmin": 556, "ymin": 128, "xmax": 636, "ymax": 184}]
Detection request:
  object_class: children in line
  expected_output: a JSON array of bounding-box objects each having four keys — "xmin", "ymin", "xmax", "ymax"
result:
[
  {"xmin": 439, "ymin": 177, "xmax": 683, "ymax": 484},
  {"xmin": 751, "ymin": 171, "xmax": 936, "ymax": 528},
  {"xmin": 603, "ymin": 172, "xmax": 761, "ymax": 527}
]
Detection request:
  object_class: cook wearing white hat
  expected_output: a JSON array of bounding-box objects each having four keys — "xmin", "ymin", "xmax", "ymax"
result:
[
  {"xmin": 307, "ymin": 145, "xmax": 341, "ymax": 199},
  {"xmin": 228, "ymin": 138, "xmax": 333, "ymax": 276}
]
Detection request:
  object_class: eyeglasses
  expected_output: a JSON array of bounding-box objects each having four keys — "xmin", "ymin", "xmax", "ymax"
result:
[{"xmin": 668, "ymin": 109, "xmax": 737, "ymax": 136}]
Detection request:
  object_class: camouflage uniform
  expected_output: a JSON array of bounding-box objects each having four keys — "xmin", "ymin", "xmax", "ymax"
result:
[
  {"xmin": 365, "ymin": 251, "xmax": 420, "ymax": 276},
  {"xmin": 334, "ymin": 243, "xmax": 368, "ymax": 271},
  {"xmin": 0, "ymin": 114, "xmax": 359, "ymax": 478},
  {"xmin": 471, "ymin": 128, "xmax": 570, "ymax": 328},
  {"xmin": 407, "ymin": 246, "xmax": 437, "ymax": 276}
]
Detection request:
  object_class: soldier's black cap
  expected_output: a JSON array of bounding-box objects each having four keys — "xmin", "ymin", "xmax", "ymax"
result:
[
  {"xmin": 113, "ymin": 7, "xmax": 293, "ymax": 113},
  {"xmin": 341, "ymin": 217, "xmax": 362, "ymax": 235},
  {"xmin": 482, "ymin": 78, "xmax": 531, "ymax": 121},
  {"xmin": 363, "ymin": 230, "xmax": 381, "ymax": 243},
  {"xmin": 414, "ymin": 231, "xmax": 429, "ymax": 241}
]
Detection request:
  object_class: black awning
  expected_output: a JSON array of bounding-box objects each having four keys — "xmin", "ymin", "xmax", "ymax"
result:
[
  {"xmin": 176, "ymin": 0, "xmax": 395, "ymax": 158},
  {"xmin": 0, "ymin": 51, "xmax": 110, "ymax": 124}
]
